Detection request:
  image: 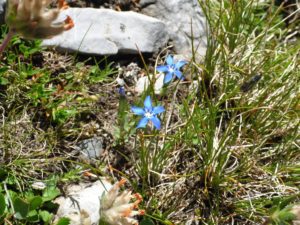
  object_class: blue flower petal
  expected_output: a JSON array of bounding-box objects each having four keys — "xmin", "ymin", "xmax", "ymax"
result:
[
  {"xmin": 152, "ymin": 106, "xmax": 165, "ymax": 115},
  {"xmin": 150, "ymin": 116, "xmax": 161, "ymax": 130},
  {"xmin": 118, "ymin": 87, "xmax": 126, "ymax": 96},
  {"xmin": 174, "ymin": 70, "xmax": 183, "ymax": 80},
  {"xmin": 156, "ymin": 65, "xmax": 169, "ymax": 73},
  {"xmin": 144, "ymin": 96, "xmax": 152, "ymax": 110},
  {"xmin": 131, "ymin": 106, "xmax": 145, "ymax": 115},
  {"xmin": 166, "ymin": 55, "xmax": 174, "ymax": 65},
  {"xmin": 137, "ymin": 117, "xmax": 149, "ymax": 128},
  {"xmin": 175, "ymin": 60, "xmax": 187, "ymax": 69},
  {"xmin": 164, "ymin": 72, "xmax": 173, "ymax": 84}
]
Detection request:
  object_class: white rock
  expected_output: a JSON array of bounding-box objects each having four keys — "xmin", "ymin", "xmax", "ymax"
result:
[
  {"xmin": 135, "ymin": 76, "xmax": 149, "ymax": 95},
  {"xmin": 154, "ymin": 73, "xmax": 165, "ymax": 94},
  {"xmin": 116, "ymin": 77, "xmax": 125, "ymax": 86},
  {"xmin": 42, "ymin": 8, "xmax": 169, "ymax": 55},
  {"xmin": 135, "ymin": 73, "xmax": 164, "ymax": 95},
  {"xmin": 54, "ymin": 179, "xmax": 112, "ymax": 225},
  {"xmin": 31, "ymin": 181, "xmax": 47, "ymax": 190}
]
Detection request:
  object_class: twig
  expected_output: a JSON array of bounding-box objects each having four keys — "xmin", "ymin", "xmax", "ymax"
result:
[{"xmin": 4, "ymin": 182, "xmax": 15, "ymax": 215}]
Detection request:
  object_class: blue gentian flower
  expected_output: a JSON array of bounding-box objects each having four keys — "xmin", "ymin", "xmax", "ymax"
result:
[
  {"xmin": 156, "ymin": 55, "xmax": 187, "ymax": 84},
  {"xmin": 131, "ymin": 96, "xmax": 165, "ymax": 130},
  {"xmin": 118, "ymin": 87, "xmax": 126, "ymax": 96}
]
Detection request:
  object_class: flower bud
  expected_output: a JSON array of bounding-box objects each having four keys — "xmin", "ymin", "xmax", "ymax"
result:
[
  {"xmin": 100, "ymin": 178, "xmax": 144, "ymax": 225},
  {"xmin": 5, "ymin": 0, "xmax": 74, "ymax": 39}
]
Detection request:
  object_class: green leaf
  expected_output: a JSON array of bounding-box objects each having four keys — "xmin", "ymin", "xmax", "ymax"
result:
[
  {"xmin": 29, "ymin": 196, "xmax": 43, "ymax": 210},
  {"xmin": 43, "ymin": 200, "xmax": 59, "ymax": 211},
  {"xmin": 55, "ymin": 217, "xmax": 71, "ymax": 225},
  {"xmin": 13, "ymin": 197, "xmax": 29, "ymax": 219},
  {"xmin": 27, "ymin": 210, "xmax": 39, "ymax": 222},
  {"xmin": 99, "ymin": 218, "xmax": 109, "ymax": 225},
  {"xmin": 39, "ymin": 210, "xmax": 53, "ymax": 223},
  {"xmin": 277, "ymin": 206, "xmax": 296, "ymax": 222},
  {"xmin": 52, "ymin": 108, "xmax": 77, "ymax": 124},
  {"xmin": 0, "ymin": 77, "xmax": 9, "ymax": 85},
  {"xmin": 278, "ymin": 211, "xmax": 296, "ymax": 222},
  {"xmin": 0, "ymin": 193, "xmax": 6, "ymax": 216},
  {"xmin": 279, "ymin": 196, "xmax": 297, "ymax": 210},
  {"xmin": 140, "ymin": 218, "xmax": 155, "ymax": 225},
  {"xmin": 0, "ymin": 167, "xmax": 7, "ymax": 181},
  {"xmin": 42, "ymin": 187, "xmax": 60, "ymax": 202},
  {"xmin": 0, "ymin": 66, "xmax": 8, "ymax": 73}
]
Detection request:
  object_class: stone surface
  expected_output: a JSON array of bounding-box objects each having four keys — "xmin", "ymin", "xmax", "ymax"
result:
[
  {"xmin": 121, "ymin": 62, "xmax": 141, "ymax": 86},
  {"xmin": 31, "ymin": 181, "xmax": 47, "ymax": 190},
  {"xmin": 78, "ymin": 137, "xmax": 103, "ymax": 161},
  {"xmin": 54, "ymin": 180, "xmax": 112, "ymax": 225},
  {"xmin": 291, "ymin": 205, "xmax": 300, "ymax": 225},
  {"xmin": 135, "ymin": 76, "xmax": 150, "ymax": 94},
  {"xmin": 135, "ymin": 73, "xmax": 164, "ymax": 95},
  {"xmin": 42, "ymin": 8, "xmax": 169, "ymax": 55},
  {"xmin": 140, "ymin": 0, "xmax": 208, "ymax": 57}
]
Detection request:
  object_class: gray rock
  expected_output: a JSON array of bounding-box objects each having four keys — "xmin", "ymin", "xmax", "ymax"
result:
[
  {"xmin": 122, "ymin": 62, "xmax": 141, "ymax": 85},
  {"xmin": 140, "ymin": 0, "xmax": 208, "ymax": 57},
  {"xmin": 0, "ymin": 0, "xmax": 6, "ymax": 25},
  {"xmin": 42, "ymin": 8, "xmax": 169, "ymax": 55},
  {"xmin": 139, "ymin": 0, "xmax": 156, "ymax": 7},
  {"xmin": 78, "ymin": 137, "xmax": 103, "ymax": 161}
]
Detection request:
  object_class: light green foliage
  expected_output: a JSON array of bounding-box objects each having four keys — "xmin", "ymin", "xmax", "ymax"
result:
[
  {"xmin": 0, "ymin": 27, "xmax": 116, "ymax": 125},
  {"xmin": 0, "ymin": 178, "xmax": 60, "ymax": 224},
  {"xmin": 264, "ymin": 196, "xmax": 299, "ymax": 225},
  {"xmin": 0, "ymin": 193, "xmax": 6, "ymax": 216},
  {"xmin": 55, "ymin": 217, "xmax": 71, "ymax": 225},
  {"xmin": 0, "ymin": 175, "xmax": 61, "ymax": 223},
  {"xmin": 88, "ymin": 60, "xmax": 117, "ymax": 84},
  {"xmin": 114, "ymin": 90, "xmax": 136, "ymax": 146}
]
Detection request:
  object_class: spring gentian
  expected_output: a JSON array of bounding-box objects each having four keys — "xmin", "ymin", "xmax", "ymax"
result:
[
  {"xmin": 118, "ymin": 86, "xmax": 126, "ymax": 96},
  {"xmin": 131, "ymin": 96, "xmax": 165, "ymax": 130},
  {"xmin": 156, "ymin": 55, "xmax": 187, "ymax": 84}
]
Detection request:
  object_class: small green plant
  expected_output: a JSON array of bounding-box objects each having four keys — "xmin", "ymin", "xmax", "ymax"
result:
[
  {"xmin": 114, "ymin": 87, "xmax": 136, "ymax": 146},
  {"xmin": 87, "ymin": 59, "xmax": 117, "ymax": 84},
  {"xmin": 0, "ymin": 175, "xmax": 61, "ymax": 224},
  {"xmin": 264, "ymin": 196, "xmax": 299, "ymax": 225}
]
